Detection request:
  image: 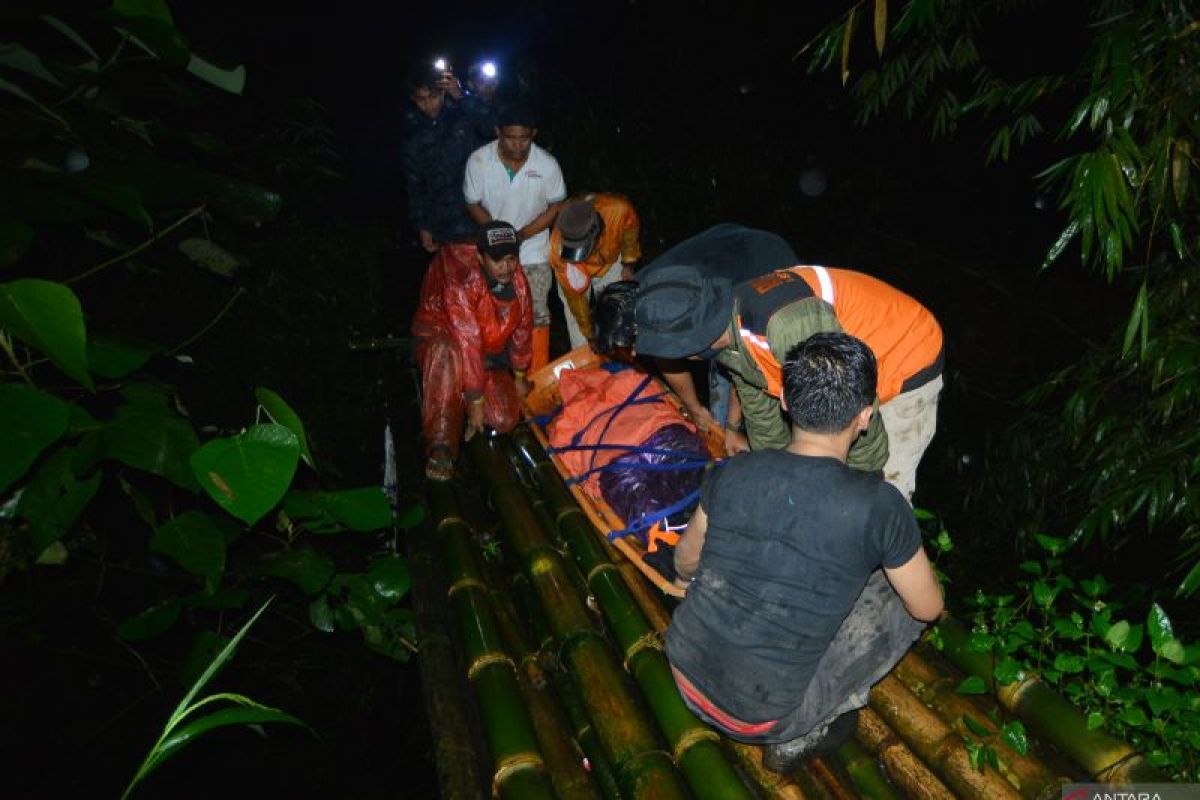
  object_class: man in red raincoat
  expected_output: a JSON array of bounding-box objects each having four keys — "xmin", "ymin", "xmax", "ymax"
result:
[{"xmin": 411, "ymin": 221, "xmax": 533, "ymax": 479}]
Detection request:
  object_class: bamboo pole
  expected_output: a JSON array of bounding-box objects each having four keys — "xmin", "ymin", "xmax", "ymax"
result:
[
  {"xmin": 892, "ymin": 651, "xmax": 1073, "ymax": 798},
  {"xmin": 406, "ymin": 513, "xmax": 487, "ymax": 798},
  {"xmin": 856, "ymin": 708, "xmax": 955, "ymax": 800},
  {"xmin": 834, "ymin": 741, "xmax": 901, "ymax": 800},
  {"xmin": 480, "ymin": 549, "xmax": 605, "ymax": 800},
  {"xmin": 497, "ymin": 431, "xmax": 755, "ymax": 800},
  {"xmin": 805, "ymin": 756, "xmax": 859, "ymax": 799},
  {"xmin": 869, "ymin": 673, "xmax": 1023, "ymax": 799},
  {"xmin": 426, "ymin": 480, "xmax": 557, "ymax": 800},
  {"xmin": 934, "ymin": 618, "xmax": 1167, "ymax": 783},
  {"xmin": 467, "ymin": 435, "xmax": 692, "ymax": 800}
]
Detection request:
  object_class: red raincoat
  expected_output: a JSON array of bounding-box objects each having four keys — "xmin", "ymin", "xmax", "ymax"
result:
[{"xmin": 411, "ymin": 243, "xmax": 533, "ymax": 455}]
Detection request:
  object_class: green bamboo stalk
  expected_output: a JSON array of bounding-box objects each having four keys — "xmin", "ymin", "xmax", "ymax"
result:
[
  {"xmin": 406, "ymin": 517, "xmax": 487, "ymax": 798},
  {"xmin": 427, "ymin": 480, "xmax": 556, "ymax": 800},
  {"xmin": 478, "ymin": 539, "xmax": 607, "ymax": 800},
  {"xmin": 892, "ymin": 651, "xmax": 1074, "ymax": 797},
  {"xmin": 834, "ymin": 740, "xmax": 900, "ymax": 800},
  {"xmin": 499, "ymin": 430, "xmax": 755, "ymax": 800},
  {"xmin": 856, "ymin": 708, "xmax": 955, "ymax": 800},
  {"xmin": 934, "ymin": 617, "xmax": 1167, "ymax": 784},
  {"xmin": 466, "ymin": 435, "xmax": 690, "ymax": 799},
  {"xmin": 869, "ymin": 674, "xmax": 1023, "ymax": 799},
  {"xmin": 724, "ymin": 740, "xmax": 809, "ymax": 799}
]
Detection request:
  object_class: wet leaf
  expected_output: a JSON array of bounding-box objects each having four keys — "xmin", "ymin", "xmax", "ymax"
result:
[
  {"xmin": 956, "ymin": 676, "xmax": 988, "ymax": 695},
  {"xmin": 1053, "ymin": 653, "xmax": 1085, "ymax": 674},
  {"xmin": 254, "ymin": 388, "xmax": 313, "ymax": 469},
  {"xmin": 190, "ymin": 424, "xmax": 299, "ymax": 525},
  {"xmin": 118, "ymin": 597, "xmax": 182, "ymax": 641},
  {"xmin": 0, "ymin": 278, "xmax": 92, "ymax": 390},
  {"xmin": 993, "ymin": 657, "xmax": 1023, "ymax": 685},
  {"xmin": 87, "ymin": 334, "xmax": 159, "ymax": 379},
  {"xmin": 262, "ymin": 546, "xmax": 334, "ymax": 595},
  {"xmin": 1086, "ymin": 711, "xmax": 1105, "ymax": 730},
  {"xmin": 0, "ymin": 383, "xmax": 70, "ymax": 493},
  {"xmin": 1000, "ymin": 720, "xmax": 1028, "ymax": 755},
  {"xmin": 367, "ymin": 555, "xmax": 410, "ymax": 602},
  {"xmin": 308, "ymin": 594, "xmax": 336, "ymax": 633},
  {"xmin": 150, "ymin": 511, "xmax": 227, "ymax": 585},
  {"xmin": 149, "ymin": 705, "xmax": 309, "ymax": 777},
  {"xmin": 104, "ymin": 403, "xmax": 199, "ymax": 490}
]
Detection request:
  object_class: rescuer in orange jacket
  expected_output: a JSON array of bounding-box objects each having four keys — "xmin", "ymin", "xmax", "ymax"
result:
[{"xmin": 411, "ymin": 221, "xmax": 533, "ymax": 479}]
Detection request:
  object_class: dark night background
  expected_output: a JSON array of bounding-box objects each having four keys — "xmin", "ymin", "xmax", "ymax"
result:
[{"xmin": 2, "ymin": 1, "xmax": 1138, "ymax": 797}]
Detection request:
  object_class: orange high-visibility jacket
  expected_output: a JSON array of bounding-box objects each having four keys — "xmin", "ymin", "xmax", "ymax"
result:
[{"xmin": 549, "ymin": 192, "xmax": 642, "ymax": 294}]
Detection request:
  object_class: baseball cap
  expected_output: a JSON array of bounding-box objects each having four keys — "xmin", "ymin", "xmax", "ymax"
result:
[{"xmin": 477, "ymin": 221, "xmax": 520, "ymax": 260}]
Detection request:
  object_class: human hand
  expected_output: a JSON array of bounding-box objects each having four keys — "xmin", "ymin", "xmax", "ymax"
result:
[
  {"xmin": 436, "ymin": 71, "xmax": 463, "ymax": 100},
  {"xmin": 621, "ymin": 266, "xmax": 635, "ymax": 280},
  {"xmin": 685, "ymin": 404, "xmax": 720, "ymax": 432},
  {"xmin": 464, "ymin": 399, "xmax": 485, "ymax": 440},
  {"xmin": 419, "ymin": 229, "xmax": 437, "ymax": 252},
  {"xmin": 724, "ymin": 429, "xmax": 750, "ymax": 456},
  {"xmin": 514, "ymin": 376, "xmax": 532, "ymax": 398}
]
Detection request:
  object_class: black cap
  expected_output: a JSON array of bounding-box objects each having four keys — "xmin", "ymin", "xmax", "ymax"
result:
[
  {"xmin": 477, "ymin": 221, "xmax": 520, "ymax": 260},
  {"xmin": 556, "ymin": 199, "xmax": 601, "ymax": 261},
  {"xmin": 634, "ymin": 265, "xmax": 733, "ymax": 359}
]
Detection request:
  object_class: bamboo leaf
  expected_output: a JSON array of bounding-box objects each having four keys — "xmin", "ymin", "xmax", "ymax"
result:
[
  {"xmin": 185, "ymin": 53, "xmax": 246, "ymax": 96},
  {"xmin": 841, "ymin": 8, "xmax": 859, "ymax": 86},
  {"xmin": 873, "ymin": 0, "xmax": 888, "ymax": 56},
  {"xmin": 40, "ymin": 15, "xmax": 100, "ymax": 60},
  {"xmin": 1041, "ymin": 220, "xmax": 1079, "ymax": 271},
  {"xmin": 1121, "ymin": 281, "xmax": 1147, "ymax": 358},
  {"xmin": 1178, "ymin": 558, "xmax": 1200, "ymax": 597},
  {"xmin": 0, "ymin": 279, "xmax": 93, "ymax": 390}
]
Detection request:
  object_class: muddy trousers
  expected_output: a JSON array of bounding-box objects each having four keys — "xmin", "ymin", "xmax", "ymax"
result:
[
  {"xmin": 415, "ymin": 335, "xmax": 521, "ymax": 460},
  {"xmin": 676, "ymin": 570, "xmax": 925, "ymax": 745},
  {"xmin": 878, "ymin": 374, "xmax": 943, "ymax": 503}
]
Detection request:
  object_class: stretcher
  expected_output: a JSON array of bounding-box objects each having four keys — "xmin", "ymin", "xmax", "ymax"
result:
[{"xmin": 522, "ymin": 345, "xmax": 725, "ymax": 597}]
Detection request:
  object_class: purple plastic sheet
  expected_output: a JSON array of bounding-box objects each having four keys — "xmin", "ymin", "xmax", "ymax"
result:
[{"xmin": 598, "ymin": 424, "xmax": 707, "ymax": 540}]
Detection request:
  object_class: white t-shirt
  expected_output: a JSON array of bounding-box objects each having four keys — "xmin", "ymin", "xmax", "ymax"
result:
[{"xmin": 463, "ymin": 141, "xmax": 567, "ymax": 265}]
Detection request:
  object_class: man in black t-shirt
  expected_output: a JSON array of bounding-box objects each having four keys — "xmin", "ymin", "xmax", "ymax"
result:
[{"xmin": 664, "ymin": 332, "xmax": 943, "ymax": 774}]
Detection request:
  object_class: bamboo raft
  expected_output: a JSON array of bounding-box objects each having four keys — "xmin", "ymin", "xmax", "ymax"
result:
[{"xmin": 412, "ymin": 347, "xmax": 1166, "ymax": 799}]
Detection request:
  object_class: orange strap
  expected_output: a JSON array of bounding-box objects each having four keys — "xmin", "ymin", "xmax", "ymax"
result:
[{"xmin": 646, "ymin": 521, "xmax": 681, "ymax": 553}]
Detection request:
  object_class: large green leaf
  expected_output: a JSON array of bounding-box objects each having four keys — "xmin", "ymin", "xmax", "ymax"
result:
[
  {"xmin": 104, "ymin": 403, "xmax": 199, "ymax": 490},
  {"xmin": 190, "ymin": 424, "xmax": 299, "ymax": 525},
  {"xmin": 0, "ymin": 383, "xmax": 70, "ymax": 492},
  {"xmin": 0, "ymin": 218, "xmax": 34, "ymax": 268},
  {"xmin": 118, "ymin": 597, "xmax": 182, "ymax": 641},
  {"xmin": 18, "ymin": 446, "xmax": 101, "ymax": 554},
  {"xmin": 255, "ymin": 387, "xmax": 313, "ymax": 469},
  {"xmin": 1146, "ymin": 603, "xmax": 1174, "ymax": 652},
  {"xmin": 0, "ymin": 279, "xmax": 93, "ymax": 390},
  {"xmin": 87, "ymin": 334, "xmax": 160, "ymax": 379},
  {"xmin": 282, "ymin": 488, "xmax": 392, "ymax": 533},
  {"xmin": 367, "ymin": 555, "xmax": 411, "ymax": 601},
  {"xmin": 150, "ymin": 511, "xmax": 227, "ymax": 586},
  {"xmin": 262, "ymin": 546, "xmax": 334, "ymax": 595}
]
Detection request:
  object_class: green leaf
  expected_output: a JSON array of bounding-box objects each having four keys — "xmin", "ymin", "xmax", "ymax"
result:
[
  {"xmin": 1041, "ymin": 220, "xmax": 1079, "ymax": 271},
  {"xmin": 18, "ymin": 447, "xmax": 101, "ymax": 554},
  {"xmin": 68, "ymin": 173, "xmax": 153, "ymax": 230},
  {"xmin": 1001, "ymin": 720, "xmax": 1028, "ymax": 756},
  {"xmin": 395, "ymin": 503, "xmax": 426, "ymax": 531},
  {"xmin": 956, "ymin": 676, "xmax": 988, "ymax": 695},
  {"xmin": 0, "ymin": 43, "xmax": 63, "ymax": 87},
  {"xmin": 183, "ymin": 587, "xmax": 249, "ymax": 610},
  {"xmin": 254, "ymin": 388, "xmax": 313, "ymax": 470},
  {"xmin": 1159, "ymin": 638, "xmax": 1186, "ymax": 665},
  {"xmin": 112, "ymin": 0, "xmax": 175, "ymax": 24},
  {"xmin": 40, "ymin": 15, "xmax": 100, "ymax": 60},
  {"xmin": 1086, "ymin": 711, "xmax": 1105, "ymax": 730},
  {"xmin": 179, "ymin": 630, "xmax": 230, "ymax": 687},
  {"xmin": 118, "ymin": 597, "xmax": 182, "ymax": 641},
  {"xmin": 1146, "ymin": 687, "xmax": 1181, "ymax": 716},
  {"xmin": 1105, "ymin": 620, "xmax": 1131, "ymax": 651},
  {"xmin": 0, "ymin": 383, "xmax": 70, "ymax": 493},
  {"xmin": 282, "ymin": 488, "xmax": 391, "ymax": 533},
  {"xmin": 186, "ymin": 53, "xmax": 246, "ymax": 95},
  {"xmin": 993, "ymin": 657, "xmax": 1024, "ymax": 685},
  {"xmin": 87, "ymin": 334, "xmax": 159, "ymax": 379},
  {"xmin": 104, "ymin": 404, "xmax": 199, "ymax": 490},
  {"xmin": 0, "ymin": 279, "xmax": 92, "ymax": 390},
  {"xmin": 308, "ymin": 594, "xmax": 336, "ymax": 633},
  {"xmin": 367, "ymin": 555, "xmax": 410, "ymax": 602},
  {"xmin": 1146, "ymin": 603, "xmax": 1174, "ymax": 652},
  {"xmin": 912, "ymin": 507, "xmax": 936, "ymax": 520},
  {"xmin": 962, "ymin": 714, "xmax": 991, "ymax": 737},
  {"xmin": 1033, "ymin": 533, "xmax": 1067, "ymax": 555},
  {"xmin": 190, "ymin": 424, "xmax": 299, "ymax": 525},
  {"xmin": 967, "ymin": 630, "xmax": 995, "ymax": 652},
  {"xmin": 151, "ymin": 511, "xmax": 227, "ymax": 586},
  {"xmin": 147, "ymin": 705, "xmax": 309, "ymax": 779},
  {"xmin": 1117, "ymin": 706, "xmax": 1148, "ymax": 727},
  {"xmin": 1176, "ymin": 559, "xmax": 1200, "ymax": 597},
  {"xmin": 1122, "ymin": 281, "xmax": 1148, "ymax": 358},
  {"xmin": 1053, "ymin": 653, "xmax": 1085, "ymax": 674},
  {"xmin": 262, "ymin": 546, "xmax": 334, "ymax": 595},
  {"xmin": 0, "ymin": 218, "xmax": 34, "ymax": 268}
]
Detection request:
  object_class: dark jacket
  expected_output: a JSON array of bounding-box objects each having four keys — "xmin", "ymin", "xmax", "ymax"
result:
[{"xmin": 402, "ymin": 95, "xmax": 494, "ymax": 243}]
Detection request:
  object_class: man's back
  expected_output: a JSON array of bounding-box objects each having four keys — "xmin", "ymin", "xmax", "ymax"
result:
[{"xmin": 665, "ymin": 448, "xmax": 919, "ymax": 721}]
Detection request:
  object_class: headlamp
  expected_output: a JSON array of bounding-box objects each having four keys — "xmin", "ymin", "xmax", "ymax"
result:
[
  {"xmin": 481, "ymin": 61, "xmax": 497, "ymax": 79},
  {"xmin": 433, "ymin": 57, "xmax": 448, "ymax": 72}
]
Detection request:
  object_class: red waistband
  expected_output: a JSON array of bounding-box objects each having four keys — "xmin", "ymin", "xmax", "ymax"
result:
[{"xmin": 671, "ymin": 666, "xmax": 777, "ymax": 736}]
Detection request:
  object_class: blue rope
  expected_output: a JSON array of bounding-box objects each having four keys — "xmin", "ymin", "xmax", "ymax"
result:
[
  {"xmin": 548, "ymin": 442, "xmax": 710, "ymax": 459},
  {"xmin": 608, "ymin": 488, "xmax": 703, "ymax": 541},
  {"xmin": 565, "ymin": 458, "xmax": 711, "ymax": 486}
]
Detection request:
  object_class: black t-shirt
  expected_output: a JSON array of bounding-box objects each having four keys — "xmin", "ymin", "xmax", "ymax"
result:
[
  {"xmin": 665, "ymin": 449, "xmax": 920, "ymax": 721},
  {"xmin": 638, "ymin": 223, "xmax": 798, "ymax": 286}
]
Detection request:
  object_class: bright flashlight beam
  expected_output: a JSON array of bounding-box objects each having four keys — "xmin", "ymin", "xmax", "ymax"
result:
[
  {"xmin": 433, "ymin": 58, "xmax": 447, "ymax": 71},
  {"xmin": 481, "ymin": 61, "xmax": 497, "ymax": 78}
]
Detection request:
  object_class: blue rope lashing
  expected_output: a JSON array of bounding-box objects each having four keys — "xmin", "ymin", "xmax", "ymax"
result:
[
  {"xmin": 547, "ymin": 442, "xmax": 710, "ymax": 460},
  {"xmin": 564, "ymin": 457, "xmax": 711, "ymax": 486},
  {"xmin": 608, "ymin": 487, "xmax": 703, "ymax": 541}
]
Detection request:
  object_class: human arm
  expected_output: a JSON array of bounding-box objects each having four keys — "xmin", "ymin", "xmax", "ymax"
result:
[
  {"xmin": 466, "ymin": 202, "xmax": 492, "ymax": 225},
  {"xmin": 518, "ymin": 200, "xmax": 564, "ymax": 242},
  {"xmin": 673, "ymin": 504, "xmax": 709, "ymax": 589},
  {"xmin": 723, "ymin": 389, "xmax": 749, "ymax": 454},
  {"xmin": 732, "ymin": 370, "xmax": 790, "ymax": 450},
  {"xmin": 656, "ymin": 359, "xmax": 719, "ymax": 430},
  {"xmin": 884, "ymin": 546, "xmax": 944, "ymax": 622}
]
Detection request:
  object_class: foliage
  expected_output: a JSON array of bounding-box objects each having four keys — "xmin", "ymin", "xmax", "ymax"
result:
[
  {"xmin": 807, "ymin": 0, "xmax": 1200, "ymax": 590},
  {"xmin": 948, "ymin": 531, "xmax": 1200, "ymax": 780},
  {"xmin": 121, "ymin": 598, "xmax": 311, "ymax": 799}
]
